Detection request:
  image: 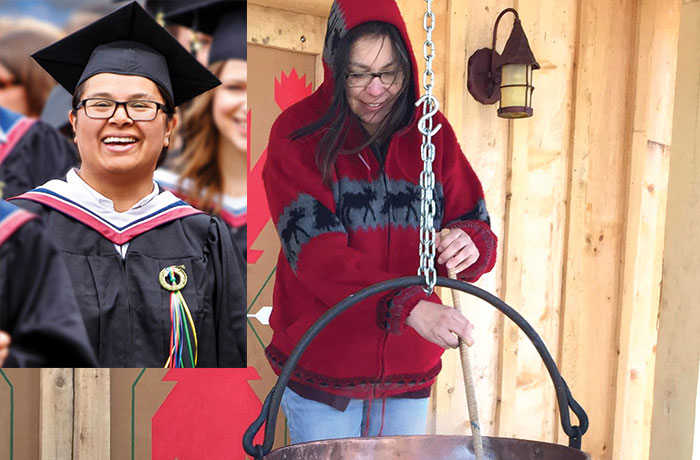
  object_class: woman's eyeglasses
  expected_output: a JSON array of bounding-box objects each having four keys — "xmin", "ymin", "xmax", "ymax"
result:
[
  {"xmin": 346, "ymin": 70, "xmax": 403, "ymax": 88},
  {"xmin": 75, "ymin": 98, "xmax": 171, "ymax": 121}
]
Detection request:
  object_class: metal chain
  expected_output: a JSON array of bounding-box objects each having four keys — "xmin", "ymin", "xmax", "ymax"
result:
[{"xmin": 415, "ymin": 0, "xmax": 442, "ymax": 294}]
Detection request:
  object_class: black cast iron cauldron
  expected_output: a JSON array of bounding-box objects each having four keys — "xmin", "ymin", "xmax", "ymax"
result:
[{"xmin": 243, "ymin": 276, "xmax": 590, "ymax": 460}]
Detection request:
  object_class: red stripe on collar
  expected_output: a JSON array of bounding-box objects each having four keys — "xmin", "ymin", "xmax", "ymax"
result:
[
  {"xmin": 0, "ymin": 118, "xmax": 37, "ymax": 167},
  {"xmin": 220, "ymin": 208, "xmax": 247, "ymax": 228},
  {"xmin": 0, "ymin": 207, "xmax": 37, "ymax": 246},
  {"xmin": 13, "ymin": 191, "xmax": 203, "ymax": 245}
]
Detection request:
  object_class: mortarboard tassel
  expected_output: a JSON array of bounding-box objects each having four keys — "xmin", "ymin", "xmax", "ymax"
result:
[{"xmin": 159, "ymin": 265, "xmax": 198, "ymax": 368}]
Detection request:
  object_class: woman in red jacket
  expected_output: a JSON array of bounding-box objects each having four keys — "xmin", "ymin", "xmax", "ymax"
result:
[{"xmin": 263, "ymin": 0, "xmax": 498, "ymax": 443}]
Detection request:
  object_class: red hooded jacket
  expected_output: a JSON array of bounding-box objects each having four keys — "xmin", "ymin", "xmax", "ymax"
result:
[{"xmin": 262, "ymin": 0, "xmax": 497, "ymax": 399}]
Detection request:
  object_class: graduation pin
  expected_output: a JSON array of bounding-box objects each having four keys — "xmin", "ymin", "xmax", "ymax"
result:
[{"xmin": 159, "ymin": 265, "xmax": 188, "ymax": 291}]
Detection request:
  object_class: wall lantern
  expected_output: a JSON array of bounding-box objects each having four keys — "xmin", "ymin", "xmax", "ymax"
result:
[{"xmin": 467, "ymin": 8, "xmax": 540, "ymax": 118}]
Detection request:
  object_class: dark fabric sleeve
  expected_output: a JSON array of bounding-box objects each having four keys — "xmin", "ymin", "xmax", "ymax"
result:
[
  {"xmin": 438, "ymin": 116, "xmax": 498, "ymax": 282},
  {"xmin": 0, "ymin": 219, "xmax": 97, "ymax": 367},
  {"xmin": 1, "ymin": 121, "xmax": 79, "ymax": 199},
  {"xmin": 208, "ymin": 217, "xmax": 247, "ymax": 367}
]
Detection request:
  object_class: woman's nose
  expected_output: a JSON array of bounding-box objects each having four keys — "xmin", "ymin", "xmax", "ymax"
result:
[{"xmin": 364, "ymin": 76, "xmax": 386, "ymax": 96}]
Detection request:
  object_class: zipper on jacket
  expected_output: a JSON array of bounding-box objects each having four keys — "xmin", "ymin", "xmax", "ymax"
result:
[{"xmin": 358, "ymin": 152, "xmax": 371, "ymax": 172}]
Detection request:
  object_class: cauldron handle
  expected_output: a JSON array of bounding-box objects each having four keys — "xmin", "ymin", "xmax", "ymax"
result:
[{"xmin": 243, "ymin": 276, "xmax": 589, "ymax": 459}]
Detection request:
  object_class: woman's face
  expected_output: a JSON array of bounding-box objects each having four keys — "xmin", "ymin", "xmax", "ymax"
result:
[
  {"xmin": 0, "ymin": 61, "xmax": 30, "ymax": 116},
  {"xmin": 345, "ymin": 34, "xmax": 404, "ymax": 135},
  {"xmin": 68, "ymin": 73, "xmax": 175, "ymax": 181},
  {"xmin": 212, "ymin": 59, "xmax": 247, "ymax": 153}
]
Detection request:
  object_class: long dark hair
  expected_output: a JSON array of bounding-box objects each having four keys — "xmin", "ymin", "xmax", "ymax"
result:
[{"xmin": 291, "ymin": 21, "xmax": 414, "ymax": 184}]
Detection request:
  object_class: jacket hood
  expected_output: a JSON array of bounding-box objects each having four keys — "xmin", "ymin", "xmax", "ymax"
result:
[{"xmin": 320, "ymin": 0, "xmax": 420, "ymax": 102}]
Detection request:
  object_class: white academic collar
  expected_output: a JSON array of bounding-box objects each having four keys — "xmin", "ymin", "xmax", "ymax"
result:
[
  {"xmin": 222, "ymin": 194, "xmax": 246, "ymax": 213},
  {"xmin": 66, "ymin": 168, "xmax": 160, "ymax": 214},
  {"xmin": 13, "ymin": 169, "xmax": 202, "ymax": 246}
]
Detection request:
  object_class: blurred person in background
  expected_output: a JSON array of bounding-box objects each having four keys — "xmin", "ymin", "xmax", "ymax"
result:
[
  {"xmin": 0, "ymin": 102, "xmax": 78, "ymax": 199},
  {"xmin": 0, "ymin": 25, "xmax": 61, "ymax": 117},
  {"xmin": 155, "ymin": 1, "xmax": 247, "ymax": 258},
  {"xmin": 0, "ymin": 15, "xmax": 78, "ymax": 199}
]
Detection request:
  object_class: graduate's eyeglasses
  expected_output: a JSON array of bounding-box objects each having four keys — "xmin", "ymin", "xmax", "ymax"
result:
[
  {"xmin": 76, "ymin": 98, "xmax": 171, "ymax": 121},
  {"xmin": 346, "ymin": 70, "xmax": 403, "ymax": 88}
]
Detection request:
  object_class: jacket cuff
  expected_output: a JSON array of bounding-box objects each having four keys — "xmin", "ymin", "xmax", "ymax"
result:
[
  {"xmin": 377, "ymin": 285, "xmax": 439, "ymax": 334},
  {"xmin": 446, "ymin": 220, "xmax": 497, "ymax": 282}
]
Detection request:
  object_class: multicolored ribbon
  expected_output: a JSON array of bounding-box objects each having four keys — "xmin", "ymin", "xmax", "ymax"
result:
[{"xmin": 159, "ymin": 265, "xmax": 198, "ymax": 368}]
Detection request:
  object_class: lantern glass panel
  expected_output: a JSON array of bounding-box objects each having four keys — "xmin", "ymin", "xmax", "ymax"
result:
[{"xmin": 500, "ymin": 64, "xmax": 527, "ymax": 108}]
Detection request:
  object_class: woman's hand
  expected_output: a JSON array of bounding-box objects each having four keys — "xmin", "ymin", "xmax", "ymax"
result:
[
  {"xmin": 0, "ymin": 331, "xmax": 10, "ymax": 367},
  {"xmin": 436, "ymin": 228, "xmax": 479, "ymax": 273},
  {"xmin": 405, "ymin": 300, "xmax": 474, "ymax": 349}
]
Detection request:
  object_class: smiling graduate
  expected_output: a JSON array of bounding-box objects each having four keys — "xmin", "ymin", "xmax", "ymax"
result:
[{"xmin": 9, "ymin": 1, "xmax": 246, "ymax": 368}]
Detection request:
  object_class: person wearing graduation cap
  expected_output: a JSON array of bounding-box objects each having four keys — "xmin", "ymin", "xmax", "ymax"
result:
[
  {"xmin": 154, "ymin": 1, "xmax": 247, "ymax": 258},
  {"xmin": 9, "ymin": 1, "xmax": 246, "ymax": 368},
  {"xmin": 113, "ymin": 0, "xmax": 214, "ymax": 65},
  {"xmin": 0, "ymin": 199, "xmax": 96, "ymax": 367},
  {"xmin": 0, "ymin": 9, "xmax": 78, "ymax": 198}
]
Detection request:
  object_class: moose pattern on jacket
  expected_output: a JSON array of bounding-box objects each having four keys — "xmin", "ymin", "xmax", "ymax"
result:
[{"xmin": 277, "ymin": 175, "xmax": 491, "ymax": 271}]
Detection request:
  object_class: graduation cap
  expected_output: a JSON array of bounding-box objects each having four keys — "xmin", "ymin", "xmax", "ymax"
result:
[
  {"xmin": 164, "ymin": 1, "xmax": 246, "ymax": 62},
  {"xmin": 163, "ymin": 0, "xmax": 232, "ymax": 35},
  {"xmin": 33, "ymin": 1, "xmax": 220, "ymax": 106},
  {"xmin": 111, "ymin": 0, "xmax": 183, "ymax": 24},
  {"xmin": 207, "ymin": 2, "xmax": 247, "ymax": 64}
]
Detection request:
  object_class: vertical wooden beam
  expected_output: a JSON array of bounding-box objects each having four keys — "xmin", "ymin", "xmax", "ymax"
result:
[
  {"xmin": 649, "ymin": 2, "xmax": 700, "ymax": 459},
  {"xmin": 498, "ymin": 116, "xmax": 528, "ymax": 439},
  {"xmin": 458, "ymin": 0, "xmax": 513, "ymax": 439},
  {"xmin": 73, "ymin": 369, "xmax": 109, "ymax": 459},
  {"xmin": 40, "ymin": 369, "xmax": 74, "ymax": 460},
  {"xmin": 559, "ymin": 0, "xmax": 636, "ymax": 457},
  {"xmin": 613, "ymin": 0, "xmax": 680, "ymax": 458},
  {"xmin": 495, "ymin": 0, "xmax": 578, "ymax": 443}
]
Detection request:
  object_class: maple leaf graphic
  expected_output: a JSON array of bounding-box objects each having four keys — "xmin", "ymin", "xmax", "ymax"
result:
[
  {"xmin": 152, "ymin": 368, "xmax": 264, "ymax": 460},
  {"xmin": 248, "ymin": 68, "xmax": 313, "ymax": 263},
  {"xmin": 274, "ymin": 68, "xmax": 312, "ymax": 112}
]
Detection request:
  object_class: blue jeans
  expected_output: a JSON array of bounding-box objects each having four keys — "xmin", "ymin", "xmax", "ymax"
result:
[{"xmin": 280, "ymin": 387, "xmax": 430, "ymax": 444}]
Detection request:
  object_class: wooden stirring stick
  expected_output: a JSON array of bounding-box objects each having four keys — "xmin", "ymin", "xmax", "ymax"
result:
[{"xmin": 441, "ymin": 229, "xmax": 485, "ymax": 460}]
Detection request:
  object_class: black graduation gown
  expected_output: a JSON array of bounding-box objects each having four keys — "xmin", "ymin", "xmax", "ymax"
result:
[
  {"xmin": 10, "ymin": 187, "xmax": 247, "ymax": 368},
  {"xmin": 220, "ymin": 211, "xmax": 247, "ymax": 261},
  {"xmin": 0, "ymin": 108, "xmax": 79, "ymax": 200},
  {"xmin": 0, "ymin": 200, "xmax": 96, "ymax": 367}
]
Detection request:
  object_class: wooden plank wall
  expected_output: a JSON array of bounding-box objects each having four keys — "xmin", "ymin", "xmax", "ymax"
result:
[
  {"xmin": 247, "ymin": 1, "xmax": 686, "ymax": 460},
  {"xmin": 649, "ymin": 1, "xmax": 700, "ymax": 459},
  {"xmin": 40, "ymin": 369, "xmax": 73, "ymax": 459},
  {"xmin": 35, "ymin": 369, "xmax": 111, "ymax": 459}
]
